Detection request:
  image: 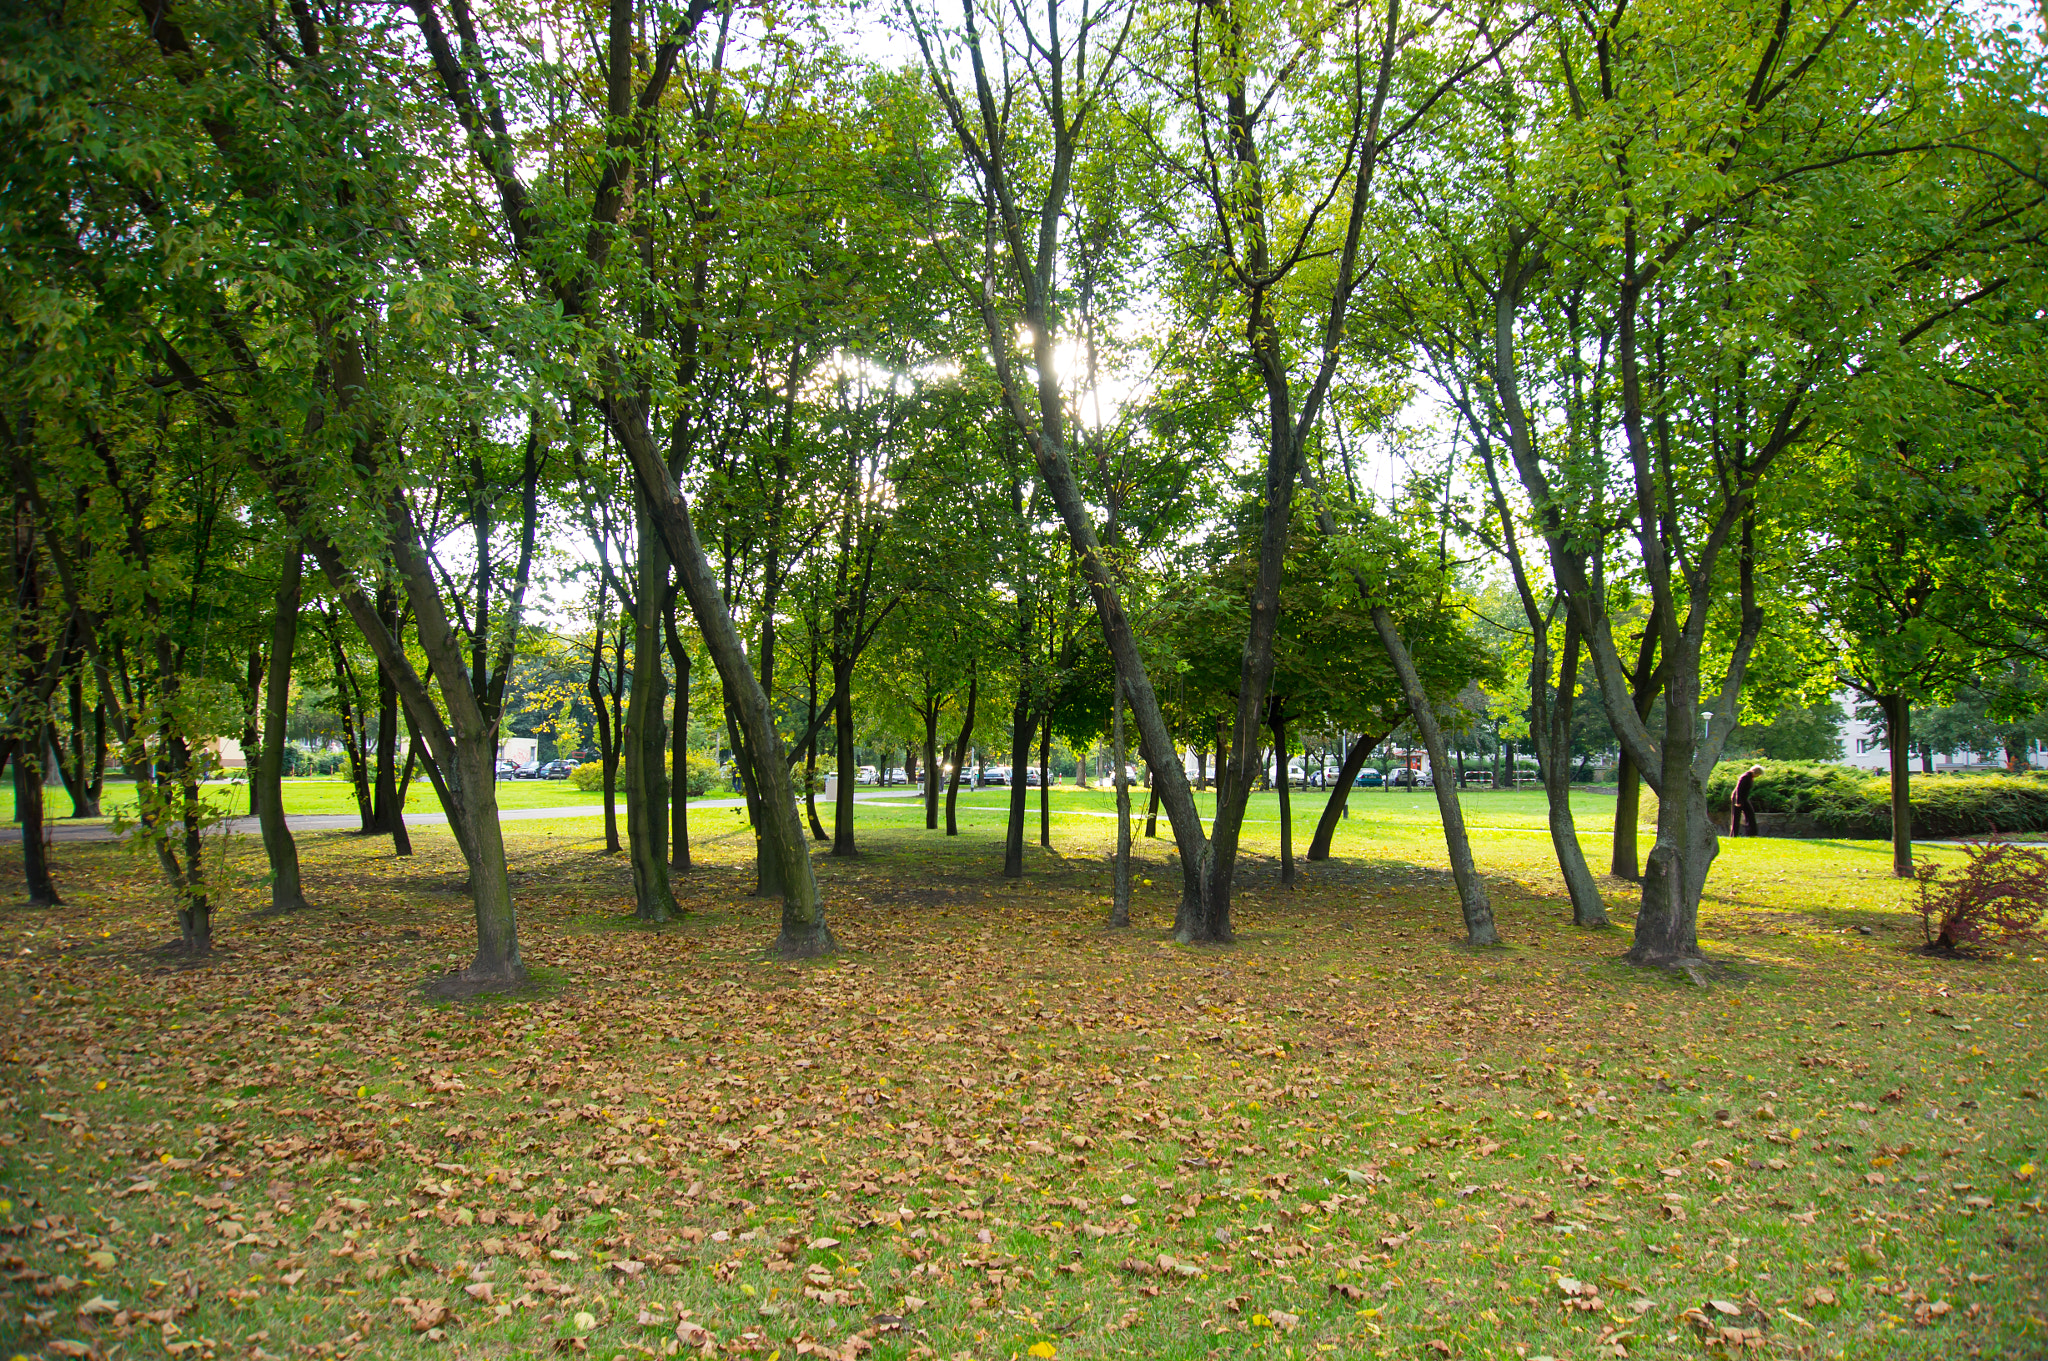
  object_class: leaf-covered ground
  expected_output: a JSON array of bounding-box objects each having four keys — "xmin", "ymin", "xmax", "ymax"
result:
[{"xmin": 3, "ymin": 793, "xmax": 2043, "ymax": 1361}]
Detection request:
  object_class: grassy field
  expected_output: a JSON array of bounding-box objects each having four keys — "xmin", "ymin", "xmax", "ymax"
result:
[
  {"xmin": 2, "ymin": 787, "xmax": 2041, "ymax": 1361},
  {"xmin": 4, "ymin": 776, "xmax": 648, "ymax": 824}
]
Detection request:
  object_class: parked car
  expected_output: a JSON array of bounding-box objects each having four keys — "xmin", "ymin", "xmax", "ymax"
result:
[
  {"xmin": 1354, "ymin": 768, "xmax": 1383, "ymax": 788},
  {"xmin": 1389, "ymin": 767, "xmax": 1432, "ymax": 788},
  {"xmin": 982, "ymin": 766, "xmax": 1010, "ymax": 786},
  {"xmin": 857, "ymin": 765, "xmax": 879, "ymax": 785},
  {"xmin": 1024, "ymin": 767, "xmax": 1044, "ymax": 786},
  {"xmin": 512, "ymin": 761, "xmax": 547, "ymax": 780},
  {"xmin": 1305, "ymin": 764, "xmax": 1343, "ymax": 788},
  {"xmin": 495, "ymin": 759, "xmax": 520, "ymax": 780},
  {"xmin": 542, "ymin": 759, "xmax": 579, "ymax": 779}
]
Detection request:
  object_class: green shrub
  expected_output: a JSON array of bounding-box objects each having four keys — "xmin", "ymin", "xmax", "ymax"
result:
[
  {"xmin": 567, "ymin": 751, "xmax": 717, "ymax": 796},
  {"xmin": 1705, "ymin": 761, "xmax": 2048, "ymax": 837},
  {"xmin": 674, "ymin": 751, "xmax": 718, "ymax": 798}
]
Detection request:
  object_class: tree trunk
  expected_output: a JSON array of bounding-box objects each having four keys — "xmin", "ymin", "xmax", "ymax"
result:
[
  {"xmin": 61, "ymin": 666, "xmax": 102, "ymax": 818},
  {"xmin": 1881, "ymin": 693, "xmax": 1913, "ymax": 877},
  {"xmin": 663, "ymin": 595, "xmax": 692, "ymax": 873},
  {"xmin": 1145, "ymin": 783, "xmax": 1159, "ymax": 838},
  {"xmin": 1609, "ymin": 616, "xmax": 1663, "ymax": 880},
  {"xmin": 588, "ymin": 596, "xmax": 621, "ymax": 855},
  {"xmin": 257, "ymin": 550, "xmax": 309, "ymax": 911},
  {"xmin": 1611, "ymin": 751, "xmax": 1643, "ymax": 880},
  {"xmin": 328, "ymin": 617, "xmax": 375, "ymax": 832},
  {"xmin": 1307, "ymin": 730, "xmax": 1379, "ymax": 861},
  {"xmin": 170, "ymin": 734, "xmax": 209, "ymax": 951},
  {"xmin": 924, "ymin": 703, "xmax": 942, "ymax": 831},
  {"xmin": 1620, "ymin": 668, "xmax": 1716, "ymax": 969},
  {"xmin": 243, "ymin": 646, "xmax": 264, "ymax": 817},
  {"xmin": 1371, "ymin": 605, "xmax": 1498, "ymax": 945},
  {"xmin": 1271, "ymin": 705, "xmax": 1294, "ymax": 888},
  {"xmin": 832, "ymin": 664, "xmax": 858, "ymax": 856},
  {"xmin": 1110, "ymin": 682, "xmax": 1131, "ymax": 927},
  {"xmin": 11, "ymin": 739, "xmax": 60, "ymax": 906},
  {"xmin": 1002, "ymin": 692, "xmax": 1031, "ymax": 878},
  {"xmin": 945, "ymin": 670, "xmax": 977, "ymax": 836},
  {"xmin": 1536, "ymin": 619, "xmax": 1606, "ymax": 926},
  {"xmin": 368, "ymin": 584, "xmax": 402, "ymax": 836},
  {"xmin": 624, "ymin": 494, "xmax": 679, "ymax": 922},
  {"xmin": 1038, "ymin": 712, "xmax": 1052, "ymax": 847},
  {"xmin": 806, "ymin": 710, "xmax": 827, "ymax": 841}
]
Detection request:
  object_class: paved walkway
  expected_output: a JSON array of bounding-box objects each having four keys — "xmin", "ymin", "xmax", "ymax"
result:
[{"xmin": 0, "ymin": 790, "xmax": 929, "ymax": 844}]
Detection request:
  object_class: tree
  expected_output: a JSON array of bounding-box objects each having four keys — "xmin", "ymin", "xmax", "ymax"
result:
[{"xmin": 1399, "ymin": 0, "xmax": 2042, "ymax": 963}]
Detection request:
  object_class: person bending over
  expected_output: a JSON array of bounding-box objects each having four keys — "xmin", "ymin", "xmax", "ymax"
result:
[{"xmin": 1730, "ymin": 764, "xmax": 1765, "ymax": 837}]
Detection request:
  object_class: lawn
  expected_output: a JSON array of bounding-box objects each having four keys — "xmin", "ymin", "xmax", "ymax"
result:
[
  {"xmin": 2, "ymin": 787, "xmax": 2041, "ymax": 1361},
  {"xmin": 5, "ymin": 776, "xmax": 654, "ymax": 824}
]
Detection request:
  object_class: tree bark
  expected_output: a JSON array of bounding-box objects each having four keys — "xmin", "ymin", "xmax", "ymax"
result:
[
  {"xmin": 1881, "ymin": 693, "xmax": 1913, "ymax": 877},
  {"xmin": 588, "ymin": 587, "xmax": 621, "ymax": 855},
  {"xmin": 624, "ymin": 492, "xmax": 678, "ymax": 921},
  {"xmin": 1609, "ymin": 617, "xmax": 1663, "ymax": 880},
  {"xmin": 806, "ymin": 708, "xmax": 827, "ymax": 841},
  {"xmin": 832, "ymin": 663, "xmax": 858, "ymax": 856},
  {"xmin": 63, "ymin": 676, "xmax": 103, "ymax": 818},
  {"xmin": 242, "ymin": 645, "xmax": 263, "ymax": 817},
  {"xmin": 257, "ymin": 549, "xmax": 309, "ymax": 911},
  {"xmin": 924, "ymin": 701, "xmax": 942, "ymax": 831},
  {"xmin": 1002, "ymin": 691, "xmax": 1031, "ymax": 878},
  {"xmin": 1038, "ymin": 711, "xmax": 1052, "ymax": 847},
  {"xmin": 1307, "ymin": 730, "xmax": 1380, "ymax": 861},
  {"xmin": 327, "ymin": 615, "xmax": 375, "ymax": 832},
  {"xmin": 1145, "ymin": 783, "xmax": 1159, "ymax": 838},
  {"xmin": 1271, "ymin": 704, "xmax": 1294, "ymax": 888},
  {"xmin": 1371, "ymin": 605, "xmax": 1498, "ymax": 945},
  {"xmin": 1110, "ymin": 682, "xmax": 1131, "ymax": 926},
  {"xmin": 945, "ymin": 669, "xmax": 977, "ymax": 837},
  {"xmin": 369, "ymin": 583, "xmax": 405, "ymax": 845},
  {"xmin": 663, "ymin": 595, "xmax": 692, "ymax": 873},
  {"xmin": 1536, "ymin": 618, "xmax": 1606, "ymax": 926},
  {"xmin": 10, "ymin": 739, "xmax": 59, "ymax": 906}
]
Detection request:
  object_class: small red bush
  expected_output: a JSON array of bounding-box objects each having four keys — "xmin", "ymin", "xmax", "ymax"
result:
[{"xmin": 1914, "ymin": 836, "xmax": 2048, "ymax": 953}]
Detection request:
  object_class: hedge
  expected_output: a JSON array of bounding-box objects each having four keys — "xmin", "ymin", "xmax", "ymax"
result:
[{"xmin": 1705, "ymin": 761, "xmax": 2048, "ymax": 838}]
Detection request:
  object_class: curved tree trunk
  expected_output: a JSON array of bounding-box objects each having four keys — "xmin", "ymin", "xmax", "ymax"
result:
[
  {"xmin": 1372, "ymin": 605, "xmax": 1498, "ymax": 946},
  {"xmin": 1536, "ymin": 619, "xmax": 1605, "ymax": 926},
  {"xmin": 806, "ymin": 717, "xmax": 827, "ymax": 841},
  {"xmin": 1307, "ymin": 729, "xmax": 1379, "ymax": 861},
  {"xmin": 257, "ymin": 550, "xmax": 309, "ymax": 911},
  {"xmin": 945, "ymin": 669, "xmax": 977, "ymax": 837}
]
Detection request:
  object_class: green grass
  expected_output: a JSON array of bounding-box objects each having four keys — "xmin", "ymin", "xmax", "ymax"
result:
[
  {"xmin": 2, "ymin": 790, "xmax": 2041, "ymax": 1361},
  {"xmin": 1, "ymin": 775, "xmax": 748, "ymax": 824}
]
